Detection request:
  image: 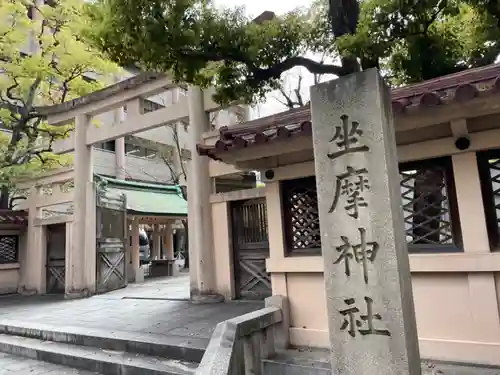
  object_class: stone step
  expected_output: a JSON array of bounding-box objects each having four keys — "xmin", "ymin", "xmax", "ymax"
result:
[
  {"xmin": 262, "ymin": 349, "xmax": 331, "ymax": 375},
  {"xmin": 0, "ymin": 319, "xmax": 206, "ymax": 363},
  {"xmin": 0, "ymin": 333, "xmax": 198, "ymax": 375}
]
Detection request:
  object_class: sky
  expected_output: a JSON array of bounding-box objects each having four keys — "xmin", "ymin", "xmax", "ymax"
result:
[
  {"xmin": 214, "ymin": 0, "xmax": 312, "ymax": 18},
  {"xmin": 214, "ymin": 0, "xmax": 321, "ymax": 118}
]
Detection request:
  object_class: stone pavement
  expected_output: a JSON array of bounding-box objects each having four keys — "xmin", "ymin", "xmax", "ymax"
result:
[
  {"xmin": 0, "ymin": 352, "xmax": 100, "ymax": 374},
  {"xmin": 0, "ymin": 276, "xmax": 499, "ymax": 374},
  {"xmin": 0, "ymin": 275, "xmax": 261, "ymax": 341}
]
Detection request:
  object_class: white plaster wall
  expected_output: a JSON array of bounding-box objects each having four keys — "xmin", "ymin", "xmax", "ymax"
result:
[
  {"xmin": 93, "ymin": 149, "xmax": 116, "ymax": 177},
  {"xmin": 0, "ymin": 268, "xmax": 19, "ymax": 295},
  {"xmin": 125, "ymin": 154, "xmax": 173, "ymax": 183},
  {"xmin": 93, "ymin": 149, "xmax": 173, "ymax": 183}
]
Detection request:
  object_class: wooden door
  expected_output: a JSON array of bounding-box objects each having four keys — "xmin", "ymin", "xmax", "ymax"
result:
[
  {"xmin": 232, "ymin": 198, "xmax": 271, "ymax": 300},
  {"xmin": 46, "ymin": 224, "xmax": 66, "ymax": 294},
  {"xmin": 96, "ymin": 188, "xmax": 127, "ymax": 294}
]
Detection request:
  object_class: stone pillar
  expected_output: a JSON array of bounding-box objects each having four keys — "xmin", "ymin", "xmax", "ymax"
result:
[
  {"xmin": 66, "ymin": 114, "xmax": 94, "ymax": 299},
  {"xmin": 187, "ymin": 86, "xmax": 222, "ymax": 303},
  {"xmin": 310, "ymin": 69, "xmax": 421, "ymax": 375},
  {"xmin": 19, "ymin": 186, "xmax": 45, "ymax": 295},
  {"xmin": 115, "ymin": 137, "xmax": 126, "ymax": 180},
  {"xmin": 130, "ymin": 220, "xmax": 142, "ymax": 282},
  {"xmin": 152, "ymin": 224, "xmax": 161, "ymax": 260},
  {"xmin": 84, "ymin": 180, "xmax": 96, "ymax": 293},
  {"xmin": 114, "ymin": 106, "xmax": 126, "ymax": 180},
  {"xmin": 163, "ymin": 223, "xmax": 174, "ymax": 260}
]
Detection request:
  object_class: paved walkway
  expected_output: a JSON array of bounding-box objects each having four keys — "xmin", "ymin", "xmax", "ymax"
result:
[
  {"xmin": 0, "ymin": 276, "xmax": 499, "ymax": 374},
  {"xmin": 0, "ymin": 275, "xmax": 261, "ymax": 341}
]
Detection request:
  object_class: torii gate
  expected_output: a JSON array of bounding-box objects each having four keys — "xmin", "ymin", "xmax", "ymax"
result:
[{"xmin": 36, "ymin": 73, "xmax": 226, "ymax": 301}]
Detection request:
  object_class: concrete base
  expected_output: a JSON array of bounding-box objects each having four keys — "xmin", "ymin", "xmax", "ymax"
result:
[
  {"xmin": 190, "ymin": 292, "xmax": 224, "ymax": 304},
  {"xmin": 17, "ymin": 286, "xmax": 38, "ymax": 296},
  {"xmin": 262, "ymin": 349, "xmax": 500, "ymax": 375},
  {"xmin": 127, "ymin": 264, "xmax": 135, "ymax": 283},
  {"xmin": 64, "ymin": 288, "xmax": 91, "ymax": 300},
  {"xmin": 262, "ymin": 349, "xmax": 331, "ymax": 375},
  {"xmin": 172, "ymin": 262, "xmax": 180, "ymax": 277},
  {"xmin": 134, "ymin": 268, "xmax": 144, "ymax": 283}
]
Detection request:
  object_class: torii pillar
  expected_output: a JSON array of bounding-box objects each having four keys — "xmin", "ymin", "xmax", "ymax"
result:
[
  {"xmin": 66, "ymin": 114, "xmax": 96, "ymax": 298},
  {"xmin": 187, "ymin": 86, "xmax": 223, "ymax": 303}
]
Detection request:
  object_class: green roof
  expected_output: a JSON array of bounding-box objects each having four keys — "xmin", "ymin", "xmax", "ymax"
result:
[{"xmin": 96, "ymin": 176, "xmax": 187, "ymax": 217}]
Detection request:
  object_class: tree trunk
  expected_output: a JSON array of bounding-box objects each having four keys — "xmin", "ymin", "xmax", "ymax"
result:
[{"xmin": 0, "ymin": 186, "xmax": 10, "ymax": 209}]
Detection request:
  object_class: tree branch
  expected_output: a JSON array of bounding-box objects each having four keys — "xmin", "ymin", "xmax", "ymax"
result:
[
  {"xmin": 295, "ymin": 75, "xmax": 305, "ymax": 107},
  {"xmin": 171, "ymin": 125, "xmax": 187, "ymax": 181},
  {"xmin": 254, "ymin": 56, "xmax": 347, "ymax": 80},
  {"xmin": 9, "ymin": 195, "xmax": 26, "ymax": 210},
  {"xmin": 161, "ymin": 155, "xmax": 180, "ymax": 185},
  {"xmin": 179, "ymin": 48, "xmax": 346, "ymax": 79},
  {"xmin": 5, "ymin": 77, "xmax": 24, "ymax": 106},
  {"xmin": 276, "ymin": 86, "xmax": 297, "ymax": 109},
  {"xmin": 25, "ymin": 77, "xmax": 42, "ymax": 110}
]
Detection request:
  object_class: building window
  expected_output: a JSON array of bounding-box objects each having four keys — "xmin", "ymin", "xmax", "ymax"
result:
[
  {"xmin": 124, "ymin": 137, "xmax": 157, "ymax": 159},
  {"xmin": 281, "ymin": 176, "xmax": 321, "ymax": 256},
  {"xmin": 477, "ymin": 149, "xmax": 500, "ymax": 249},
  {"xmin": 95, "ymin": 140, "xmax": 116, "ymax": 152},
  {"xmin": 143, "ymin": 99, "xmax": 164, "ymax": 113},
  {"xmin": 0, "ymin": 235, "xmax": 19, "ymax": 264},
  {"xmin": 400, "ymin": 157, "xmax": 462, "ymax": 252}
]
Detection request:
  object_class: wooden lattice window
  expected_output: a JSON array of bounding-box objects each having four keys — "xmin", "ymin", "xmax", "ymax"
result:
[
  {"xmin": 0, "ymin": 235, "xmax": 19, "ymax": 264},
  {"xmin": 282, "ymin": 176, "xmax": 321, "ymax": 255},
  {"xmin": 477, "ymin": 150, "xmax": 500, "ymax": 250},
  {"xmin": 399, "ymin": 158, "xmax": 462, "ymax": 252},
  {"xmin": 232, "ymin": 199, "xmax": 269, "ymax": 248}
]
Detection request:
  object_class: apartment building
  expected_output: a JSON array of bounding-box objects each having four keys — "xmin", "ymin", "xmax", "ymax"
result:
[
  {"xmin": 90, "ymin": 69, "xmax": 247, "ymax": 185},
  {"xmin": 12, "ymin": 1, "xmax": 247, "ymax": 187}
]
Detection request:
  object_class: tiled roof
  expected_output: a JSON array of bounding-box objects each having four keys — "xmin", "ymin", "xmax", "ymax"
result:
[
  {"xmin": 98, "ymin": 176, "xmax": 187, "ymax": 217},
  {"xmin": 0, "ymin": 210, "xmax": 28, "ymax": 225},
  {"xmin": 198, "ymin": 63, "xmax": 500, "ymax": 160}
]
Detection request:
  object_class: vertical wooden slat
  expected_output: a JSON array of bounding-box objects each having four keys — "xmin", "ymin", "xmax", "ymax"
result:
[{"xmin": 231, "ymin": 198, "xmax": 271, "ymax": 300}]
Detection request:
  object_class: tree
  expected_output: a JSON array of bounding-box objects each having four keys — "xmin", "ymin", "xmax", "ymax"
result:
[
  {"xmin": 0, "ymin": 0, "xmax": 116, "ymax": 208},
  {"xmin": 272, "ymin": 62, "xmax": 329, "ymax": 111},
  {"xmin": 87, "ymin": 0, "xmax": 500, "ymax": 106},
  {"xmin": 158, "ymin": 122, "xmax": 190, "ymax": 267}
]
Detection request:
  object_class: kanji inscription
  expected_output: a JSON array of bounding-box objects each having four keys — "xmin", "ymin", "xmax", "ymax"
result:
[
  {"xmin": 329, "ymin": 166, "xmax": 370, "ymax": 218},
  {"xmin": 339, "ymin": 296, "xmax": 391, "ymax": 338},
  {"xmin": 333, "ymin": 227, "xmax": 378, "ymax": 284},
  {"xmin": 327, "ymin": 114, "xmax": 369, "ymax": 160},
  {"xmin": 311, "ymin": 70, "xmax": 421, "ymax": 374}
]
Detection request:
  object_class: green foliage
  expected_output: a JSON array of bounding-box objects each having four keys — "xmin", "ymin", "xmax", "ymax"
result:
[
  {"xmin": 320, "ymin": 0, "xmax": 500, "ymax": 84},
  {"xmin": 0, "ymin": 0, "xmax": 117, "ymax": 206},
  {"xmin": 87, "ymin": 0, "xmax": 320, "ymax": 104},
  {"xmin": 88, "ymin": 0, "xmax": 500, "ymax": 104}
]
